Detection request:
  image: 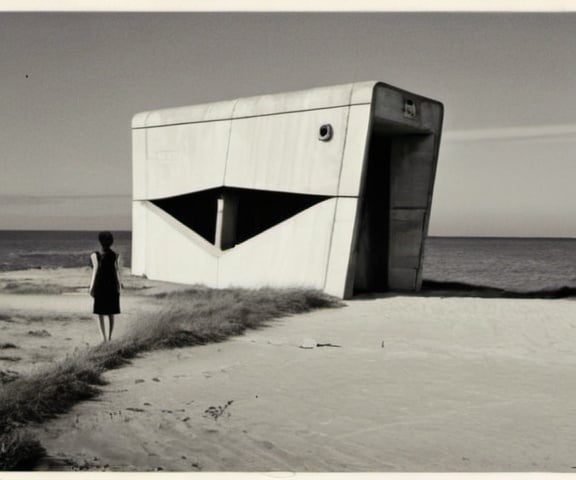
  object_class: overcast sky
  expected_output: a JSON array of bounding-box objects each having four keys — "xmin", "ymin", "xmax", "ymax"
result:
[{"xmin": 1, "ymin": 12, "xmax": 575, "ymax": 236}]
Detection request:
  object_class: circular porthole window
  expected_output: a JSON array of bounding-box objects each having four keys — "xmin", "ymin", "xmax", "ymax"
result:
[{"xmin": 318, "ymin": 124, "xmax": 333, "ymax": 141}]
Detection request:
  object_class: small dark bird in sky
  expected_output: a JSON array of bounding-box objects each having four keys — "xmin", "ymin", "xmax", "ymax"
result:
[{"xmin": 25, "ymin": 74, "xmax": 29, "ymax": 79}]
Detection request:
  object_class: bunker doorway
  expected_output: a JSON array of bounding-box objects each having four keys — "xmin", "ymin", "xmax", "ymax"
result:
[{"xmin": 352, "ymin": 122, "xmax": 437, "ymax": 295}]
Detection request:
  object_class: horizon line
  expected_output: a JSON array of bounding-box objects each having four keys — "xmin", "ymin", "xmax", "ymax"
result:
[{"xmin": 0, "ymin": 229, "xmax": 575, "ymax": 241}]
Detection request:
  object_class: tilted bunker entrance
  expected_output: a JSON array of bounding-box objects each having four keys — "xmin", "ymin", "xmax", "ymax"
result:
[{"xmin": 350, "ymin": 85, "xmax": 442, "ymax": 296}]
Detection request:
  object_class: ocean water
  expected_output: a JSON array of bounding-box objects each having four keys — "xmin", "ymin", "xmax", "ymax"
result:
[
  {"xmin": 0, "ymin": 231, "xmax": 575, "ymax": 292},
  {"xmin": 0, "ymin": 230, "xmax": 132, "ymax": 272},
  {"xmin": 422, "ymin": 237, "xmax": 576, "ymax": 292}
]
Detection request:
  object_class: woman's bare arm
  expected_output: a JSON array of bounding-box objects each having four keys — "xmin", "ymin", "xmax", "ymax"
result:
[
  {"xmin": 116, "ymin": 254, "xmax": 123, "ymax": 291},
  {"xmin": 89, "ymin": 252, "xmax": 98, "ymax": 297}
]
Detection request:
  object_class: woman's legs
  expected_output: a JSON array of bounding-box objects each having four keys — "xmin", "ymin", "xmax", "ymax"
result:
[
  {"xmin": 97, "ymin": 315, "xmax": 107, "ymax": 342},
  {"xmin": 96, "ymin": 314, "xmax": 115, "ymax": 342},
  {"xmin": 107, "ymin": 315, "xmax": 115, "ymax": 341}
]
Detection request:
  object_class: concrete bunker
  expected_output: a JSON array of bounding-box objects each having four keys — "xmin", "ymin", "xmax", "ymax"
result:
[{"xmin": 132, "ymin": 81, "xmax": 443, "ymax": 298}]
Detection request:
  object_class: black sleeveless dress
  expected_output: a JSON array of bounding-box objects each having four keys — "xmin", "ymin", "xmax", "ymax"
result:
[{"xmin": 93, "ymin": 250, "xmax": 120, "ymax": 315}]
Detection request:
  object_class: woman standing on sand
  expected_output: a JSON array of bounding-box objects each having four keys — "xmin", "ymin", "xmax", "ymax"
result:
[{"xmin": 89, "ymin": 231, "xmax": 122, "ymax": 342}]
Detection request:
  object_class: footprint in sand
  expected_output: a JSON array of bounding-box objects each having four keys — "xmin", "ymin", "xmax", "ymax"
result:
[
  {"xmin": 0, "ymin": 355, "xmax": 21, "ymax": 362},
  {"xmin": 258, "ymin": 440, "xmax": 275, "ymax": 450},
  {"xmin": 203, "ymin": 400, "xmax": 234, "ymax": 421},
  {"xmin": 27, "ymin": 329, "xmax": 51, "ymax": 337}
]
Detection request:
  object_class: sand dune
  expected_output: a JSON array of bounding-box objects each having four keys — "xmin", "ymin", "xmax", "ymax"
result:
[{"xmin": 2, "ymin": 269, "xmax": 571, "ymax": 472}]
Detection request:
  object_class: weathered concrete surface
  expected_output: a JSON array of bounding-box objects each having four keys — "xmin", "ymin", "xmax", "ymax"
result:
[{"xmin": 35, "ymin": 296, "xmax": 576, "ymax": 472}]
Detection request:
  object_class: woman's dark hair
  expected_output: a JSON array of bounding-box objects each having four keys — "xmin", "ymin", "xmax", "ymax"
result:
[{"xmin": 98, "ymin": 231, "xmax": 114, "ymax": 251}]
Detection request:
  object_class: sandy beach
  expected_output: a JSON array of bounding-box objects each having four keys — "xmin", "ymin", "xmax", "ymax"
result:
[
  {"xmin": 0, "ymin": 267, "xmax": 189, "ymax": 378},
  {"xmin": 1, "ymin": 267, "xmax": 576, "ymax": 472}
]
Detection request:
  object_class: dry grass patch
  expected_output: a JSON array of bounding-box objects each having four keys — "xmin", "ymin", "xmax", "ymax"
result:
[
  {"xmin": 1, "ymin": 282, "xmax": 71, "ymax": 295},
  {"xmin": 0, "ymin": 430, "xmax": 46, "ymax": 471},
  {"xmin": 19, "ymin": 313, "xmax": 93, "ymax": 323},
  {"xmin": 0, "ymin": 371, "xmax": 19, "ymax": 385}
]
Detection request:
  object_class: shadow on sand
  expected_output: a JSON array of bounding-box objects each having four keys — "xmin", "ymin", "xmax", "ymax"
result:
[{"xmin": 353, "ymin": 281, "xmax": 576, "ymax": 300}]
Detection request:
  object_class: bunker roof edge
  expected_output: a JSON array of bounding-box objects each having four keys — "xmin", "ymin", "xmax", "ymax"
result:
[{"xmin": 131, "ymin": 81, "xmax": 376, "ymax": 129}]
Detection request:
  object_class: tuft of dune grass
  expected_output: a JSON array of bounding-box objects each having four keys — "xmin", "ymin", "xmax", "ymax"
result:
[
  {"xmin": 0, "ymin": 370, "xmax": 19, "ymax": 385},
  {"xmin": 19, "ymin": 313, "xmax": 93, "ymax": 323},
  {"xmin": 0, "ymin": 287, "xmax": 341, "ymax": 469},
  {"xmin": 0, "ymin": 430, "xmax": 46, "ymax": 471}
]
